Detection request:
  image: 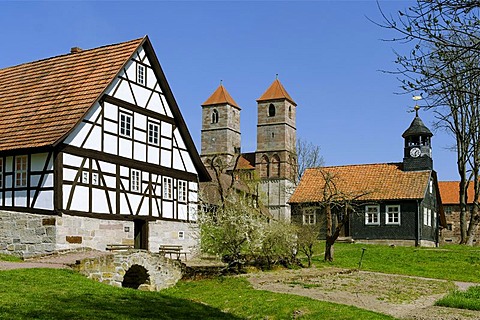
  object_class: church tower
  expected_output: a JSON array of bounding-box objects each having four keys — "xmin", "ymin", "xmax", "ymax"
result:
[
  {"xmin": 402, "ymin": 106, "xmax": 433, "ymax": 171},
  {"xmin": 255, "ymin": 78, "xmax": 297, "ymax": 221},
  {"xmin": 201, "ymin": 84, "xmax": 241, "ymax": 167}
]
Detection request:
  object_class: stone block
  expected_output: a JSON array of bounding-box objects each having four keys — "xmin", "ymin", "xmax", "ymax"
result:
[
  {"xmin": 42, "ymin": 218, "xmax": 56, "ymax": 226},
  {"xmin": 66, "ymin": 236, "xmax": 83, "ymax": 244}
]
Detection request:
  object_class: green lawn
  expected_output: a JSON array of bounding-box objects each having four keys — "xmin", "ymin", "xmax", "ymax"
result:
[
  {"xmin": 311, "ymin": 242, "xmax": 480, "ymax": 283},
  {"xmin": 436, "ymin": 286, "xmax": 480, "ymax": 311},
  {"xmin": 0, "ymin": 268, "xmax": 395, "ymax": 320}
]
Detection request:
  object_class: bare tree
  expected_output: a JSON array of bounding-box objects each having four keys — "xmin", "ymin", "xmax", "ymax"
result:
[
  {"xmin": 376, "ymin": 1, "xmax": 480, "ymax": 244},
  {"xmin": 296, "ymin": 137, "xmax": 323, "ymax": 183}
]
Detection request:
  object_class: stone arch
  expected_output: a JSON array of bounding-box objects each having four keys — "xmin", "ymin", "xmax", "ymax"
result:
[
  {"xmin": 271, "ymin": 154, "xmax": 280, "ymax": 178},
  {"xmin": 122, "ymin": 264, "xmax": 150, "ymax": 289},
  {"xmin": 268, "ymin": 103, "xmax": 276, "ymax": 117},
  {"xmin": 74, "ymin": 250, "xmax": 183, "ymax": 291},
  {"xmin": 260, "ymin": 155, "xmax": 270, "ymax": 178},
  {"xmin": 212, "ymin": 109, "xmax": 219, "ymax": 123}
]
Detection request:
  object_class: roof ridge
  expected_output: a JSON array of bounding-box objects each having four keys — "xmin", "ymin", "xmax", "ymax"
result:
[
  {"xmin": 0, "ymin": 37, "xmax": 145, "ymax": 72},
  {"xmin": 308, "ymin": 162, "xmax": 403, "ymax": 170}
]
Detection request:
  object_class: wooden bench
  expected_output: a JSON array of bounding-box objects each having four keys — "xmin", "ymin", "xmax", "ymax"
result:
[
  {"xmin": 106, "ymin": 244, "xmax": 134, "ymax": 251},
  {"xmin": 159, "ymin": 244, "xmax": 188, "ymax": 261}
]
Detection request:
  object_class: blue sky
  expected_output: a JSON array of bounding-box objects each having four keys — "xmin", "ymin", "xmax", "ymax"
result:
[{"xmin": 0, "ymin": 1, "xmax": 459, "ymax": 181}]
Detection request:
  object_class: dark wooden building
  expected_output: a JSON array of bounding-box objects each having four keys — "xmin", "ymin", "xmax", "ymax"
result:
[{"xmin": 289, "ymin": 110, "xmax": 446, "ymax": 246}]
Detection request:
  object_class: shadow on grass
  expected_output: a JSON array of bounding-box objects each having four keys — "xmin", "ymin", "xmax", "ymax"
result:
[{"xmin": 0, "ymin": 268, "xmax": 239, "ymax": 320}]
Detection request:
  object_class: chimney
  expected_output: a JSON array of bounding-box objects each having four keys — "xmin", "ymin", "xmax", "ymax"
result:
[{"xmin": 70, "ymin": 47, "xmax": 82, "ymax": 54}]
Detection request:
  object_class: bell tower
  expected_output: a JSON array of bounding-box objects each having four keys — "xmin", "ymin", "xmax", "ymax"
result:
[
  {"xmin": 402, "ymin": 106, "xmax": 433, "ymax": 171},
  {"xmin": 255, "ymin": 77, "xmax": 297, "ymax": 221},
  {"xmin": 201, "ymin": 84, "xmax": 241, "ymax": 167}
]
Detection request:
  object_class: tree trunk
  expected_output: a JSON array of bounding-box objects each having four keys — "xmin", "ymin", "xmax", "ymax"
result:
[
  {"xmin": 324, "ymin": 237, "xmax": 334, "ymax": 262},
  {"xmin": 324, "ymin": 204, "xmax": 334, "ymax": 261},
  {"xmin": 459, "ymin": 177, "xmax": 468, "ymax": 244}
]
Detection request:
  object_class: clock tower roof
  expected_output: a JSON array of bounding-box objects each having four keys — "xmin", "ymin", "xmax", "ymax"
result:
[{"xmin": 402, "ymin": 113, "xmax": 433, "ymax": 138}]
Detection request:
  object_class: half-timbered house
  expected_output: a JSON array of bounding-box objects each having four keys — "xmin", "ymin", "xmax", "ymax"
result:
[{"xmin": 0, "ymin": 36, "xmax": 209, "ymax": 257}]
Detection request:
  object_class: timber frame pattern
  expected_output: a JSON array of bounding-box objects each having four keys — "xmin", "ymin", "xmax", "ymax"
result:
[{"xmin": 0, "ymin": 36, "xmax": 209, "ymax": 223}]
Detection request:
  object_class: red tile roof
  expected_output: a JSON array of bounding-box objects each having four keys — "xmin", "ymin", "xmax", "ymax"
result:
[
  {"xmin": 438, "ymin": 181, "xmax": 475, "ymax": 204},
  {"xmin": 257, "ymin": 79, "xmax": 296, "ymax": 105},
  {"xmin": 0, "ymin": 37, "xmax": 144, "ymax": 151},
  {"xmin": 235, "ymin": 155, "xmax": 255, "ymax": 170},
  {"xmin": 202, "ymin": 84, "xmax": 239, "ymax": 108},
  {"xmin": 289, "ymin": 163, "xmax": 431, "ymax": 203}
]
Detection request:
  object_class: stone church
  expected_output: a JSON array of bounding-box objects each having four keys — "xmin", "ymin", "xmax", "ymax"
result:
[{"xmin": 199, "ymin": 79, "xmax": 298, "ymax": 221}]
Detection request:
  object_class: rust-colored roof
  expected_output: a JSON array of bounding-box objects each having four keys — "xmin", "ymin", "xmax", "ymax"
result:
[
  {"xmin": 202, "ymin": 84, "xmax": 239, "ymax": 108},
  {"xmin": 0, "ymin": 37, "xmax": 144, "ymax": 151},
  {"xmin": 438, "ymin": 181, "xmax": 475, "ymax": 204},
  {"xmin": 289, "ymin": 163, "xmax": 431, "ymax": 203},
  {"xmin": 257, "ymin": 79, "xmax": 296, "ymax": 105},
  {"xmin": 235, "ymin": 155, "xmax": 255, "ymax": 170}
]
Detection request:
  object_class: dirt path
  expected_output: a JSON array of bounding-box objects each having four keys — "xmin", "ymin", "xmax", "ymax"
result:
[
  {"xmin": 0, "ymin": 249, "xmax": 109, "ymax": 270},
  {"xmin": 246, "ymin": 267, "xmax": 480, "ymax": 320}
]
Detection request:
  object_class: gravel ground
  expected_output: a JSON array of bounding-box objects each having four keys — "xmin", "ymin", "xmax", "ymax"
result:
[{"xmin": 246, "ymin": 267, "xmax": 480, "ymax": 320}]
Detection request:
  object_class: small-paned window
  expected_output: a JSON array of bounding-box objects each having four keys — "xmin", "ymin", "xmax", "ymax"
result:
[
  {"xmin": 386, "ymin": 205, "xmax": 401, "ymax": 225},
  {"xmin": 268, "ymin": 103, "xmax": 276, "ymax": 117},
  {"xmin": 445, "ymin": 206, "xmax": 452, "ymax": 215},
  {"xmin": 131, "ymin": 169, "xmax": 141, "ymax": 192},
  {"xmin": 163, "ymin": 177, "xmax": 172, "ymax": 200},
  {"xmin": 82, "ymin": 171, "xmax": 89, "ymax": 184},
  {"xmin": 178, "ymin": 180, "xmax": 187, "ymax": 203},
  {"xmin": 178, "ymin": 231, "xmax": 185, "ymax": 240},
  {"xmin": 120, "ymin": 112, "xmax": 132, "ymax": 137},
  {"xmin": 148, "ymin": 122, "xmax": 160, "ymax": 145},
  {"xmin": 137, "ymin": 64, "xmax": 145, "ymax": 85},
  {"xmin": 365, "ymin": 205, "xmax": 380, "ymax": 225},
  {"xmin": 92, "ymin": 173, "xmax": 99, "ymax": 186},
  {"xmin": 424, "ymin": 207, "xmax": 432, "ymax": 226},
  {"xmin": 212, "ymin": 109, "xmax": 219, "ymax": 124},
  {"xmin": 0, "ymin": 158, "xmax": 3, "ymax": 188},
  {"xmin": 15, "ymin": 155, "xmax": 28, "ymax": 187},
  {"xmin": 303, "ymin": 208, "xmax": 316, "ymax": 225}
]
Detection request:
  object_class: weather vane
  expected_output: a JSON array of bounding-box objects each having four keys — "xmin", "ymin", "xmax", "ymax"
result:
[{"xmin": 412, "ymin": 95, "xmax": 422, "ymax": 116}]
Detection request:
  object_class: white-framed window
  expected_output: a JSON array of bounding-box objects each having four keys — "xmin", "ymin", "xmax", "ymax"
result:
[
  {"xmin": 178, "ymin": 231, "xmax": 185, "ymax": 240},
  {"xmin": 302, "ymin": 208, "xmax": 316, "ymax": 225},
  {"xmin": 163, "ymin": 177, "xmax": 172, "ymax": 200},
  {"xmin": 82, "ymin": 171, "xmax": 89, "ymax": 184},
  {"xmin": 0, "ymin": 158, "xmax": 3, "ymax": 188},
  {"xmin": 386, "ymin": 205, "xmax": 401, "ymax": 225},
  {"xmin": 178, "ymin": 180, "xmax": 187, "ymax": 203},
  {"xmin": 131, "ymin": 169, "xmax": 141, "ymax": 192},
  {"xmin": 137, "ymin": 63, "xmax": 145, "ymax": 85},
  {"xmin": 423, "ymin": 207, "xmax": 432, "ymax": 226},
  {"xmin": 365, "ymin": 205, "xmax": 380, "ymax": 225},
  {"xmin": 148, "ymin": 122, "xmax": 159, "ymax": 146},
  {"xmin": 119, "ymin": 112, "xmax": 132, "ymax": 137},
  {"xmin": 15, "ymin": 155, "xmax": 28, "ymax": 187},
  {"xmin": 92, "ymin": 173, "xmax": 99, "ymax": 186},
  {"xmin": 429, "ymin": 179, "xmax": 433, "ymax": 194}
]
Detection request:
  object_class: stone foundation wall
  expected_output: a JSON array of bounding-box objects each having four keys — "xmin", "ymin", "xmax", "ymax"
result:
[
  {"xmin": 56, "ymin": 214, "xmax": 134, "ymax": 251},
  {"xmin": 0, "ymin": 210, "xmax": 56, "ymax": 258},
  {"xmin": 148, "ymin": 220, "xmax": 198, "ymax": 257},
  {"xmin": 73, "ymin": 250, "xmax": 183, "ymax": 291}
]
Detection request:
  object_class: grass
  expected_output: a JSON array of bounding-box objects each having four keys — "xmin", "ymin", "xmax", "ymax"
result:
[
  {"xmin": 165, "ymin": 277, "xmax": 396, "ymax": 320},
  {"xmin": 436, "ymin": 286, "xmax": 480, "ymax": 310},
  {"xmin": 0, "ymin": 268, "xmax": 396, "ymax": 320},
  {"xmin": 0, "ymin": 254, "xmax": 22, "ymax": 262},
  {"xmin": 309, "ymin": 242, "xmax": 480, "ymax": 283}
]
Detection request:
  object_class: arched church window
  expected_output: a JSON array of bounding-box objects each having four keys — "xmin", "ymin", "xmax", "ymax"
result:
[
  {"xmin": 212, "ymin": 109, "xmax": 219, "ymax": 124},
  {"xmin": 268, "ymin": 104, "xmax": 276, "ymax": 117},
  {"xmin": 271, "ymin": 154, "xmax": 280, "ymax": 178},
  {"xmin": 261, "ymin": 155, "xmax": 270, "ymax": 178}
]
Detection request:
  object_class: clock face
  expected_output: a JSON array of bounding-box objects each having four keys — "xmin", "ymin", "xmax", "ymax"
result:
[{"xmin": 410, "ymin": 147, "xmax": 421, "ymax": 158}]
